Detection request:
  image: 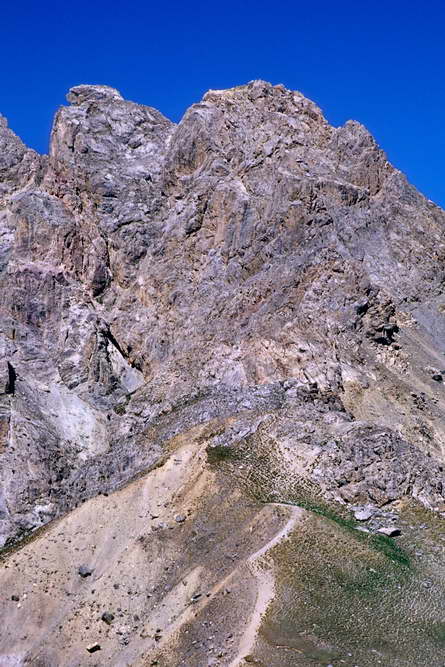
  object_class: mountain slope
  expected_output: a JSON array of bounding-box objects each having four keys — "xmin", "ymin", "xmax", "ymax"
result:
[{"xmin": 1, "ymin": 81, "xmax": 445, "ymax": 666}]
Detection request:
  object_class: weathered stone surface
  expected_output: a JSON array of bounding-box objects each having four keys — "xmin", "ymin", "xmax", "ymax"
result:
[
  {"xmin": 377, "ymin": 525, "xmax": 402, "ymax": 537},
  {"xmin": 86, "ymin": 642, "xmax": 101, "ymax": 653},
  {"xmin": 353, "ymin": 507, "xmax": 375, "ymax": 521},
  {"xmin": 1, "ymin": 79, "xmax": 445, "ymax": 555},
  {"xmin": 101, "ymin": 611, "xmax": 114, "ymax": 625},
  {"xmin": 78, "ymin": 565, "xmax": 93, "ymax": 578}
]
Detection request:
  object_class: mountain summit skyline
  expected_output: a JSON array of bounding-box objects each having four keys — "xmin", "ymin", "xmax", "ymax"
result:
[{"xmin": 1, "ymin": 81, "xmax": 445, "ymax": 665}]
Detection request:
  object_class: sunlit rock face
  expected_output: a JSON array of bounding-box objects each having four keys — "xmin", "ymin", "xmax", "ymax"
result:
[
  {"xmin": 3, "ymin": 80, "xmax": 445, "ymax": 665},
  {"xmin": 2, "ymin": 80, "xmax": 445, "ymax": 549}
]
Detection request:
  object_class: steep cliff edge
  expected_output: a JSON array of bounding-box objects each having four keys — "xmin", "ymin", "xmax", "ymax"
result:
[{"xmin": 1, "ymin": 82, "xmax": 445, "ymax": 666}]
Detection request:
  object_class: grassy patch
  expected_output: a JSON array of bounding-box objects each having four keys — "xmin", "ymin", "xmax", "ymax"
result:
[
  {"xmin": 261, "ymin": 493, "xmax": 411, "ymax": 570},
  {"xmin": 206, "ymin": 444, "xmax": 240, "ymax": 464},
  {"xmin": 298, "ymin": 499, "xmax": 410, "ymax": 568},
  {"xmin": 256, "ymin": 506, "xmax": 440, "ymax": 667},
  {"xmin": 232, "ymin": 442, "xmax": 411, "ymax": 570}
]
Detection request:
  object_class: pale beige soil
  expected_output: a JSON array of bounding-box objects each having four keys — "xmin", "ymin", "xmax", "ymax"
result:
[{"xmin": 0, "ymin": 427, "xmax": 303, "ymax": 667}]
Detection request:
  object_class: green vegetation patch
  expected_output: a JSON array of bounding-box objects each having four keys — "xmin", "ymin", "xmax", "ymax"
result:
[
  {"xmin": 206, "ymin": 444, "xmax": 240, "ymax": 463},
  {"xmin": 252, "ymin": 507, "xmax": 445, "ymax": 667}
]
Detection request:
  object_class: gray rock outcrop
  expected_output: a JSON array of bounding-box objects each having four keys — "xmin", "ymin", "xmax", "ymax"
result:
[{"xmin": 1, "ymin": 80, "xmax": 445, "ymax": 548}]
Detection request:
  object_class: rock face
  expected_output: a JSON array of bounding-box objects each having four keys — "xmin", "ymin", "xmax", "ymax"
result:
[
  {"xmin": 3, "ymin": 80, "xmax": 445, "ymax": 666},
  {"xmin": 2, "ymin": 80, "xmax": 445, "ymax": 548}
]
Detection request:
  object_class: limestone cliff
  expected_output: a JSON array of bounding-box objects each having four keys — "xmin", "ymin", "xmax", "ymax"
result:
[{"xmin": 1, "ymin": 82, "xmax": 445, "ymax": 666}]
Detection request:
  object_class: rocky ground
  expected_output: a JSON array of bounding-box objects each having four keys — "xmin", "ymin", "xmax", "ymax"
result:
[{"xmin": 1, "ymin": 81, "xmax": 445, "ymax": 665}]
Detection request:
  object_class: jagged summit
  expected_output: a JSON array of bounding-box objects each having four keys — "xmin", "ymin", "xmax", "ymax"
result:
[
  {"xmin": 1, "ymin": 82, "xmax": 445, "ymax": 665},
  {"xmin": 66, "ymin": 83, "xmax": 124, "ymax": 105},
  {"xmin": 1, "ymin": 78, "xmax": 444, "ymax": 536},
  {"xmin": 203, "ymin": 78, "xmax": 326, "ymax": 115}
]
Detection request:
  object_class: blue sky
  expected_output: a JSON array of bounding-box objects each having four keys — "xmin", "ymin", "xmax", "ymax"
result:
[{"xmin": 1, "ymin": 0, "xmax": 444, "ymax": 206}]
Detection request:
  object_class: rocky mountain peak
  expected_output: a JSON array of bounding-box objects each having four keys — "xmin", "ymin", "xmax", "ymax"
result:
[
  {"xmin": 1, "ymin": 82, "xmax": 445, "ymax": 665},
  {"xmin": 66, "ymin": 83, "xmax": 124, "ymax": 105},
  {"xmin": 203, "ymin": 79, "xmax": 323, "ymax": 115}
]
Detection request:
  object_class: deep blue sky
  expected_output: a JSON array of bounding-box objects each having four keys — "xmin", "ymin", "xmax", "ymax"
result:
[{"xmin": 1, "ymin": 0, "xmax": 444, "ymax": 206}]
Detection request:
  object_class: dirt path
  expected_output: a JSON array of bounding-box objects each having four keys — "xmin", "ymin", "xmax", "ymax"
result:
[{"xmin": 228, "ymin": 504, "xmax": 303, "ymax": 667}]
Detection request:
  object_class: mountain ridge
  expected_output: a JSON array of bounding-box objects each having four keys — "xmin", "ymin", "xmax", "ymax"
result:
[{"xmin": 1, "ymin": 81, "xmax": 445, "ymax": 666}]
